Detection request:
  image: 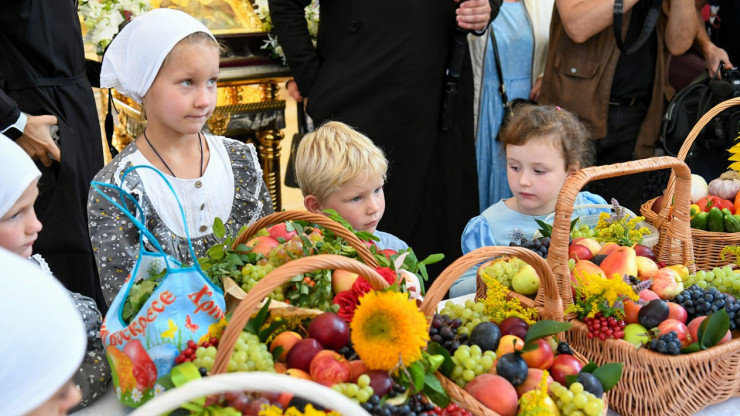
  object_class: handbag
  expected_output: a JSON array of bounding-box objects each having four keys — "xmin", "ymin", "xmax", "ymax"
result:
[
  {"xmin": 284, "ymin": 101, "xmax": 309, "ymax": 188},
  {"xmin": 91, "ymin": 166, "xmax": 226, "ymax": 407},
  {"xmin": 490, "ymin": 29, "xmax": 533, "ymax": 140},
  {"xmin": 613, "ymin": 0, "xmax": 664, "ymax": 54}
]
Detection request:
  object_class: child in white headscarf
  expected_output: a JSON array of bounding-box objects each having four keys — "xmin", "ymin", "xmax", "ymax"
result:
[
  {"xmin": 0, "ymin": 135, "xmax": 110, "ymax": 409},
  {"xmin": 90, "ymin": 8, "xmax": 273, "ymax": 305},
  {"xmin": 0, "ymin": 247, "xmax": 86, "ymax": 416}
]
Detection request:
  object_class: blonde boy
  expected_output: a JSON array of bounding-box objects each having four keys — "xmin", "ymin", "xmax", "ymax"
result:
[{"xmin": 295, "ymin": 121, "xmax": 408, "ymax": 252}]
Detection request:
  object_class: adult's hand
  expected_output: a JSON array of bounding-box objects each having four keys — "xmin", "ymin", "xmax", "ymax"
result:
[
  {"xmin": 286, "ymin": 79, "xmax": 304, "ymax": 103},
  {"xmin": 530, "ymin": 77, "xmax": 543, "ymax": 102},
  {"xmin": 703, "ymin": 43, "xmax": 732, "ymax": 78},
  {"xmin": 16, "ymin": 114, "xmax": 59, "ymax": 167},
  {"xmin": 456, "ymin": 0, "xmax": 492, "ymax": 32}
]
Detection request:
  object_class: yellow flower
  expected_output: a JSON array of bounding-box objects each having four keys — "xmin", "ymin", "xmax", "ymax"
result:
[
  {"xmin": 259, "ymin": 404, "xmax": 341, "ymax": 416},
  {"xmin": 482, "ymin": 276, "xmax": 538, "ymax": 325},
  {"xmin": 350, "ymin": 291, "xmax": 429, "ymax": 371}
]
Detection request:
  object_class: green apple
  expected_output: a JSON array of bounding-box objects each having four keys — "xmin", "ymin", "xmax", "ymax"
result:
[
  {"xmin": 511, "ymin": 264, "xmax": 540, "ymax": 295},
  {"xmin": 623, "ymin": 323, "xmax": 650, "ymax": 348}
]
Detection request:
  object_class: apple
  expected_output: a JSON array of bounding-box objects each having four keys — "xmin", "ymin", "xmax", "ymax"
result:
[
  {"xmin": 376, "ymin": 249, "xmax": 398, "ymax": 259},
  {"xmin": 623, "ymin": 323, "xmax": 650, "ymax": 348},
  {"xmin": 309, "ymin": 350, "xmax": 352, "ymax": 386},
  {"xmin": 464, "ymin": 374, "xmax": 518, "ymax": 416},
  {"xmin": 331, "ymin": 269, "xmax": 360, "ymax": 294},
  {"xmin": 521, "ymin": 339, "xmax": 554, "ymax": 370},
  {"xmin": 365, "ymin": 369, "xmax": 393, "ymax": 397},
  {"xmin": 666, "ymin": 264, "xmax": 690, "ymax": 282},
  {"xmin": 349, "ymin": 360, "xmax": 368, "ymax": 383},
  {"xmin": 515, "ymin": 368, "xmax": 553, "ymax": 397},
  {"xmin": 498, "ymin": 316, "xmax": 529, "ymax": 339},
  {"xmin": 633, "ymin": 244, "xmax": 657, "ymax": 261},
  {"xmin": 308, "ymin": 313, "xmax": 350, "ymax": 351},
  {"xmin": 270, "ymin": 331, "xmax": 302, "ymax": 362},
  {"xmin": 246, "ymin": 235, "xmax": 279, "ymax": 257},
  {"xmin": 286, "ymin": 338, "xmax": 323, "ymax": 372},
  {"xmin": 495, "ymin": 335, "xmax": 525, "ymax": 357},
  {"xmin": 285, "ymin": 368, "xmax": 312, "ymax": 380},
  {"xmin": 548, "ymin": 354, "xmax": 584, "ymax": 385},
  {"xmin": 568, "ymin": 244, "xmax": 594, "ymax": 262},
  {"xmin": 635, "ymin": 256, "xmax": 659, "ymax": 280},
  {"xmin": 650, "ymin": 268, "xmax": 684, "ymax": 300},
  {"xmin": 267, "ymin": 222, "xmax": 298, "ymax": 241},
  {"xmin": 638, "ymin": 289, "xmax": 660, "ymax": 303},
  {"xmin": 624, "ymin": 300, "xmax": 642, "ymax": 324},
  {"xmin": 511, "ymin": 264, "xmax": 540, "ymax": 296},
  {"xmin": 666, "ymin": 302, "xmax": 688, "ymax": 324},
  {"xmin": 573, "ymin": 237, "xmax": 602, "ymax": 256},
  {"xmin": 687, "ymin": 316, "xmax": 732, "ymax": 345},
  {"xmin": 572, "ymin": 259, "xmax": 607, "ymax": 280},
  {"xmin": 656, "ymin": 319, "xmax": 691, "ymax": 348},
  {"xmin": 596, "ymin": 242, "xmax": 620, "ymax": 256}
]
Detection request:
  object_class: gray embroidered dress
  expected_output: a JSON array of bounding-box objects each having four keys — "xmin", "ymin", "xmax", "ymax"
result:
[{"xmin": 88, "ymin": 135, "xmax": 273, "ymax": 305}]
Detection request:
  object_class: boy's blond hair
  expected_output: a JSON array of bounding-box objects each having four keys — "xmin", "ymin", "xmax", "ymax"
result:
[{"xmin": 295, "ymin": 121, "xmax": 387, "ymax": 202}]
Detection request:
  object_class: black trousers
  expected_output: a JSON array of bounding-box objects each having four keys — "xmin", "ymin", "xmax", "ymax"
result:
[{"xmin": 588, "ymin": 101, "xmax": 649, "ymax": 213}]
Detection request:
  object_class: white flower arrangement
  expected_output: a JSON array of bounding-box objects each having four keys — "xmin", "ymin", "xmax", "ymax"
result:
[
  {"xmin": 253, "ymin": 0, "xmax": 319, "ymax": 66},
  {"xmin": 79, "ymin": 0, "xmax": 151, "ymax": 56}
]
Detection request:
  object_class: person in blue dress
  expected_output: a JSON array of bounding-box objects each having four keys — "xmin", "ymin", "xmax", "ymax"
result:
[
  {"xmin": 451, "ymin": 105, "xmax": 607, "ymax": 297},
  {"xmin": 470, "ymin": 0, "xmax": 555, "ymax": 212}
]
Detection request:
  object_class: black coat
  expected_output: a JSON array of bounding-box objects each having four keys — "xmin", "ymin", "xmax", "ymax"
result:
[
  {"xmin": 270, "ymin": 0, "xmax": 499, "ymax": 277},
  {"xmin": 0, "ymin": 0, "xmax": 106, "ymax": 310}
]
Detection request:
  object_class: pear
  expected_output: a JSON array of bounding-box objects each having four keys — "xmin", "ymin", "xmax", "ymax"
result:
[{"xmin": 511, "ymin": 264, "xmax": 540, "ymax": 295}]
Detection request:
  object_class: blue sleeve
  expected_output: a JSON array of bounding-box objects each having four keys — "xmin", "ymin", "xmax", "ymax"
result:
[
  {"xmin": 375, "ymin": 231, "xmax": 409, "ymax": 252},
  {"xmin": 574, "ymin": 191, "xmax": 610, "ymax": 217},
  {"xmin": 451, "ymin": 216, "xmax": 496, "ymax": 298}
]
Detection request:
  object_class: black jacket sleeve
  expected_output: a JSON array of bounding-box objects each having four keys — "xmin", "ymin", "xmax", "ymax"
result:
[
  {"xmin": 0, "ymin": 89, "xmax": 20, "ymax": 131},
  {"xmin": 268, "ymin": 0, "xmax": 320, "ymax": 97}
]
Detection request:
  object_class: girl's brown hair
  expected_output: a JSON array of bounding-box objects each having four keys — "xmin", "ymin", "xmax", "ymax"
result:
[{"xmin": 499, "ymin": 104, "xmax": 594, "ymax": 170}]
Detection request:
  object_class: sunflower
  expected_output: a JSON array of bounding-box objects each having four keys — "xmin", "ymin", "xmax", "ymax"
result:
[{"xmin": 350, "ymin": 290, "xmax": 429, "ymax": 371}]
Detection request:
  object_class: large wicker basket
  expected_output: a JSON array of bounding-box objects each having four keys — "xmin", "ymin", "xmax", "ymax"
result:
[
  {"xmin": 641, "ymin": 97, "xmax": 740, "ymax": 270},
  {"xmin": 551, "ymin": 157, "xmax": 740, "ymax": 416},
  {"xmin": 421, "ymin": 246, "xmax": 607, "ymax": 416}
]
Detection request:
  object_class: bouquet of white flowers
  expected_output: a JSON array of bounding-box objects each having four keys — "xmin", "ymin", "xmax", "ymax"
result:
[
  {"xmin": 253, "ymin": 0, "xmax": 319, "ymax": 66},
  {"xmin": 79, "ymin": 0, "xmax": 151, "ymax": 56}
]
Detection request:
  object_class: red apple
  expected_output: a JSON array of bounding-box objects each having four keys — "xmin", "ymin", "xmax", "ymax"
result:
[
  {"xmin": 623, "ymin": 300, "xmax": 642, "ymax": 325},
  {"xmin": 331, "ymin": 269, "xmax": 360, "ymax": 294},
  {"xmin": 656, "ymin": 319, "xmax": 691, "ymax": 348},
  {"xmin": 515, "ymin": 368, "xmax": 553, "ymax": 397},
  {"xmin": 568, "ymin": 244, "xmax": 594, "ymax": 262},
  {"xmin": 687, "ymin": 316, "xmax": 732, "ymax": 345},
  {"xmin": 498, "ymin": 316, "xmax": 529, "ymax": 339},
  {"xmin": 270, "ymin": 331, "xmax": 302, "ymax": 362},
  {"xmin": 666, "ymin": 302, "xmax": 688, "ymax": 324},
  {"xmin": 286, "ymin": 338, "xmax": 323, "ymax": 373},
  {"xmin": 348, "ymin": 360, "xmax": 368, "ymax": 383},
  {"xmin": 365, "ymin": 369, "xmax": 393, "ymax": 397},
  {"xmin": 633, "ymin": 244, "xmax": 657, "ymax": 261},
  {"xmin": 573, "ymin": 238, "xmax": 601, "ymax": 256},
  {"xmin": 548, "ymin": 354, "xmax": 584, "ymax": 385},
  {"xmin": 465, "ymin": 374, "xmax": 518, "ymax": 416},
  {"xmin": 308, "ymin": 313, "xmax": 350, "ymax": 351},
  {"xmin": 267, "ymin": 222, "xmax": 298, "ymax": 242},
  {"xmin": 309, "ymin": 350, "xmax": 352, "ymax": 386},
  {"xmin": 638, "ymin": 289, "xmax": 660, "ymax": 303},
  {"xmin": 246, "ymin": 235, "xmax": 279, "ymax": 257},
  {"xmin": 520, "ymin": 339, "xmax": 554, "ymax": 370},
  {"xmin": 376, "ymin": 249, "xmax": 398, "ymax": 259}
]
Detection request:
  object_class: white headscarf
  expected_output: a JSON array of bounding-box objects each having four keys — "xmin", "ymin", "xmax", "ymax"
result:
[
  {"xmin": 100, "ymin": 8, "xmax": 216, "ymax": 103},
  {"xmin": 0, "ymin": 134, "xmax": 41, "ymax": 218},
  {"xmin": 0, "ymin": 248, "xmax": 86, "ymax": 416}
]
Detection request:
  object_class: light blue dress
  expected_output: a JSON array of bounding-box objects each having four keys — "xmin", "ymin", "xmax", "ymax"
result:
[
  {"xmin": 374, "ymin": 230, "xmax": 409, "ymax": 253},
  {"xmin": 477, "ymin": 2, "xmax": 533, "ymax": 212},
  {"xmin": 450, "ymin": 191, "xmax": 608, "ymax": 297}
]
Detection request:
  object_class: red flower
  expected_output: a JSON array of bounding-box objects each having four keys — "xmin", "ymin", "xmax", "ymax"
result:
[
  {"xmin": 351, "ymin": 267, "xmax": 399, "ymax": 297},
  {"xmin": 333, "ymin": 290, "xmax": 360, "ymax": 322}
]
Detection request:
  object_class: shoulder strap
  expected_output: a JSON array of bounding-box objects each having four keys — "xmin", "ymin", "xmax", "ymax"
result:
[
  {"xmin": 490, "ymin": 28, "xmax": 509, "ymax": 104},
  {"xmin": 613, "ymin": 0, "xmax": 664, "ymax": 54}
]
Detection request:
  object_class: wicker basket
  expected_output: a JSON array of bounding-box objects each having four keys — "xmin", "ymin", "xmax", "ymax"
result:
[
  {"xmin": 551, "ymin": 157, "xmax": 740, "ymax": 416},
  {"xmin": 128, "ymin": 372, "xmax": 369, "ymax": 415},
  {"xmin": 641, "ymin": 97, "xmax": 740, "ymax": 270},
  {"xmin": 421, "ymin": 246, "xmax": 607, "ymax": 416}
]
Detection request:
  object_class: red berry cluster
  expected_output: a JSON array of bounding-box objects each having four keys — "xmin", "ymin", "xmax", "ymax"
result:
[
  {"xmin": 429, "ymin": 403, "xmax": 473, "ymax": 416},
  {"xmin": 584, "ymin": 313, "xmax": 625, "ymax": 340},
  {"xmin": 175, "ymin": 338, "xmax": 220, "ymax": 364}
]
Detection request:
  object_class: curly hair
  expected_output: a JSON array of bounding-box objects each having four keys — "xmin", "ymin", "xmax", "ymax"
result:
[{"xmin": 499, "ymin": 104, "xmax": 594, "ymax": 171}]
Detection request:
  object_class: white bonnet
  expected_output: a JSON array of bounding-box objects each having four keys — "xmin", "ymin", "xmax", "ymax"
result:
[
  {"xmin": 0, "ymin": 248, "xmax": 86, "ymax": 416},
  {"xmin": 0, "ymin": 134, "xmax": 41, "ymax": 218},
  {"xmin": 100, "ymin": 8, "xmax": 216, "ymax": 103}
]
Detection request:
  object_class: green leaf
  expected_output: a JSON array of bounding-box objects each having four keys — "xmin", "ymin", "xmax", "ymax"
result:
[
  {"xmin": 244, "ymin": 298, "xmax": 271, "ymax": 335},
  {"xmin": 423, "ymin": 373, "xmax": 449, "ymax": 407},
  {"xmin": 518, "ymin": 343, "xmax": 539, "ymax": 354},
  {"xmin": 681, "ymin": 342, "xmax": 702, "ymax": 354},
  {"xmin": 408, "ymin": 362, "xmax": 426, "ymax": 393},
  {"xmin": 258, "ymin": 319, "xmax": 286, "ymax": 343},
  {"xmin": 213, "ymin": 217, "xmax": 226, "ymax": 239},
  {"xmin": 524, "ymin": 320, "xmax": 572, "ymax": 344},
  {"xmin": 426, "ymin": 342, "xmax": 455, "ymax": 377},
  {"xmin": 592, "ymin": 362, "xmax": 623, "ymax": 392},
  {"xmin": 700, "ymin": 308, "xmax": 730, "ymax": 349},
  {"xmin": 581, "ymin": 362, "xmax": 598, "ymax": 374},
  {"xmin": 565, "ymin": 374, "xmax": 578, "ymax": 386},
  {"xmin": 534, "ymin": 218, "xmax": 553, "ymax": 237},
  {"xmin": 419, "ymin": 253, "xmax": 444, "ymax": 266},
  {"xmin": 206, "ymin": 244, "xmax": 225, "ymax": 260},
  {"xmin": 271, "ymin": 346, "xmax": 284, "ymax": 362},
  {"xmin": 226, "ymin": 253, "xmax": 244, "ymax": 266}
]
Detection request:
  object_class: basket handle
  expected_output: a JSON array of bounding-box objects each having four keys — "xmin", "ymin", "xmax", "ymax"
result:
[
  {"xmin": 658, "ymin": 97, "xmax": 740, "ymax": 222},
  {"xmin": 232, "ymin": 210, "xmax": 379, "ymax": 267},
  {"xmin": 547, "ymin": 157, "xmax": 694, "ymax": 311},
  {"xmin": 211, "ymin": 254, "xmax": 389, "ymax": 375},
  {"xmin": 128, "ymin": 373, "xmax": 370, "ymax": 416},
  {"xmin": 420, "ymin": 246, "xmax": 563, "ymax": 322}
]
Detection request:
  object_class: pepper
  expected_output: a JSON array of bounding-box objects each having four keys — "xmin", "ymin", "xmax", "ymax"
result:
[{"xmin": 690, "ymin": 204, "xmax": 701, "ymax": 218}]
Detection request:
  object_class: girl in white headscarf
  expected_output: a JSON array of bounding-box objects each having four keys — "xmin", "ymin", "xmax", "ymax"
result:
[
  {"xmin": 90, "ymin": 8, "xmax": 273, "ymax": 306},
  {"xmin": 0, "ymin": 135, "xmax": 110, "ymax": 410},
  {"xmin": 0, "ymin": 247, "xmax": 86, "ymax": 416}
]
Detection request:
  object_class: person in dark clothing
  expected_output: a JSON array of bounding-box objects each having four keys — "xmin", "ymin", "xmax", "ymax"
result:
[
  {"xmin": 0, "ymin": 0, "xmax": 106, "ymax": 311},
  {"xmin": 269, "ymin": 0, "xmax": 501, "ymax": 280}
]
